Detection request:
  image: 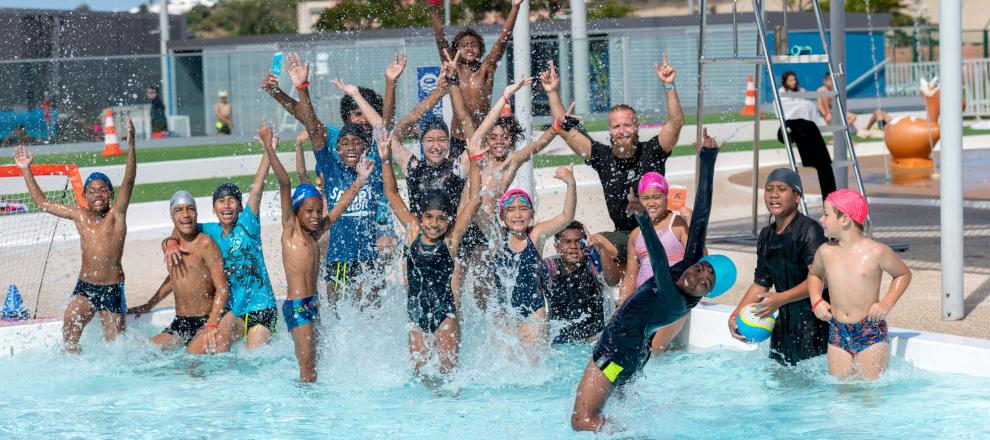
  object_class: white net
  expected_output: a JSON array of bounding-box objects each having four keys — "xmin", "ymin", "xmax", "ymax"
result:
[{"xmin": 0, "ymin": 170, "xmax": 77, "ymax": 318}]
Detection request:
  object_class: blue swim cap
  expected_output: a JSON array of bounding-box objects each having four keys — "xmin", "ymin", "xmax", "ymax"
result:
[
  {"xmin": 84, "ymin": 172, "xmax": 113, "ymax": 193},
  {"xmin": 700, "ymin": 254, "xmax": 737, "ymax": 298},
  {"xmin": 291, "ymin": 183, "xmax": 321, "ymax": 211}
]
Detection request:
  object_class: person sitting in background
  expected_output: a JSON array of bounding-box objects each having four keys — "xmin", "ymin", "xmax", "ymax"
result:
[
  {"xmin": 858, "ymin": 109, "xmax": 892, "ymax": 139},
  {"xmin": 816, "ymin": 73, "xmax": 857, "ymax": 126},
  {"xmin": 778, "ymin": 71, "xmax": 820, "ymax": 123},
  {"xmin": 2, "ymin": 124, "xmax": 32, "ymax": 147}
]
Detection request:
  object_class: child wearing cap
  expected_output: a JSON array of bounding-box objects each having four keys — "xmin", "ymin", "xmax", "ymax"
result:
[
  {"xmin": 619, "ymin": 170, "xmax": 690, "ymax": 354},
  {"xmin": 808, "ymin": 189, "xmax": 912, "ymax": 380},
  {"xmin": 262, "ymin": 126, "xmax": 372, "ymax": 383},
  {"xmin": 571, "ymin": 129, "xmax": 736, "ymax": 433},
  {"xmin": 728, "ymin": 168, "xmax": 830, "ymax": 365}
]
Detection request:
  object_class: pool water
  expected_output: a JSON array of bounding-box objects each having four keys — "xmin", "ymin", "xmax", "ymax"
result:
[{"xmin": 3, "ymin": 290, "xmax": 990, "ymax": 439}]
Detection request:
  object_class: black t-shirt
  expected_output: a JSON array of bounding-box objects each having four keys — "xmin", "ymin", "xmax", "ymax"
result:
[
  {"xmin": 586, "ymin": 137, "xmax": 671, "ymax": 232},
  {"xmin": 541, "ymin": 256, "xmax": 606, "ymax": 343},
  {"xmin": 755, "ymin": 213, "xmax": 829, "ymax": 365}
]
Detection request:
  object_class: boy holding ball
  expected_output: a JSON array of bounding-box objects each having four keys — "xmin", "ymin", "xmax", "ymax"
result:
[
  {"xmin": 728, "ymin": 168, "xmax": 829, "ymax": 365},
  {"xmin": 808, "ymin": 189, "xmax": 911, "ymax": 380}
]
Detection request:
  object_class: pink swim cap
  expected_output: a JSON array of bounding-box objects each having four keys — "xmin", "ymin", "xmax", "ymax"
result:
[
  {"xmin": 826, "ymin": 189, "xmax": 869, "ymax": 225},
  {"xmin": 637, "ymin": 171, "xmax": 669, "ymax": 196},
  {"xmin": 498, "ymin": 188, "xmax": 532, "ymax": 216}
]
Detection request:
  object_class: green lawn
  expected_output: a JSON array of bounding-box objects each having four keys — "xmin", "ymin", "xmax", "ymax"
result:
[
  {"xmin": 571, "ymin": 112, "xmax": 777, "ymax": 132},
  {"xmin": 0, "ymin": 142, "xmax": 299, "ymax": 167}
]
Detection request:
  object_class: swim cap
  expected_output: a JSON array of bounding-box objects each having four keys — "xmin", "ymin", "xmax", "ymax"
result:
[
  {"xmin": 291, "ymin": 183, "xmax": 321, "ymax": 211},
  {"xmin": 498, "ymin": 188, "xmax": 532, "ymax": 216},
  {"xmin": 766, "ymin": 168, "xmax": 803, "ymax": 196},
  {"xmin": 826, "ymin": 189, "xmax": 869, "ymax": 225},
  {"xmin": 337, "ymin": 123, "xmax": 371, "ymax": 149},
  {"xmin": 170, "ymin": 190, "xmax": 196, "ymax": 212},
  {"xmin": 212, "ymin": 183, "xmax": 242, "ymax": 204},
  {"xmin": 418, "ymin": 191, "xmax": 454, "ymax": 217},
  {"xmin": 84, "ymin": 172, "xmax": 113, "ymax": 193},
  {"xmin": 637, "ymin": 171, "xmax": 669, "ymax": 196},
  {"xmin": 418, "ymin": 115, "xmax": 449, "ymax": 142},
  {"xmin": 700, "ymin": 254, "xmax": 737, "ymax": 298}
]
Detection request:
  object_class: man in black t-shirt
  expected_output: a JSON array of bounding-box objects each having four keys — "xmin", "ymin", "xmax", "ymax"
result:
[{"xmin": 542, "ymin": 54, "xmax": 685, "ymax": 284}]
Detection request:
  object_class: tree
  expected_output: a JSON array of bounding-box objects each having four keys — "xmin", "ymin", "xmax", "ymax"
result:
[
  {"xmin": 186, "ymin": 0, "xmax": 299, "ymax": 39},
  {"xmin": 587, "ymin": 0, "xmax": 634, "ymax": 20},
  {"xmin": 821, "ymin": 0, "xmax": 912, "ymax": 26}
]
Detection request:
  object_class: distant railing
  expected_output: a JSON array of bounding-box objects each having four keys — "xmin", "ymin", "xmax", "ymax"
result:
[{"xmin": 885, "ymin": 58, "xmax": 990, "ymax": 118}]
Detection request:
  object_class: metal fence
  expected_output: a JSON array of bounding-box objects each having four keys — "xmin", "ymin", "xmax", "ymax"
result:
[{"xmin": 885, "ymin": 58, "xmax": 990, "ymax": 118}]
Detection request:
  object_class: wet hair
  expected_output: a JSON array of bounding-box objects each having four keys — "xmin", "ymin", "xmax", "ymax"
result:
[
  {"xmin": 781, "ymin": 71, "xmax": 799, "ymax": 91},
  {"xmin": 554, "ymin": 220, "xmax": 586, "ymax": 243},
  {"xmin": 212, "ymin": 183, "xmax": 242, "ymax": 205},
  {"xmin": 452, "ymin": 28, "xmax": 485, "ymax": 58},
  {"xmin": 340, "ymin": 87, "xmax": 384, "ymax": 122},
  {"xmin": 337, "ymin": 123, "xmax": 371, "ymax": 149},
  {"xmin": 823, "ymin": 72, "xmax": 832, "ymax": 80},
  {"xmin": 492, "ymin": 116, "xmax": 524, "ymax": 145},
  {"xmin": 418, "ymin": 191, "xmax": 454, "ymax": 218},
  {"xmin": 607, "ymin": 104, "xmax": 639, "ymax": 123},
  {"xmin": 831, "ymin": 205, "xmax": 865, "ymax": 231}
]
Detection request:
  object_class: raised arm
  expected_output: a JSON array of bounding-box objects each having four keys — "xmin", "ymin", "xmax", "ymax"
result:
[
  {"xmin": 681, "ymin": 129, "xmax": 720, "ymax": 263},
  {"xmin": 655, "ymin": 53, "xmax": 683, "ymax": 154},
  {"xmin": 261, "ymin": 126, "xmax": 294, "ymax": 224},
  {"xmin": 469, "ymin": 76, "xmax": 533, "ymax": 148},
  {"xmin": 541, "ymin": 63, "xmax": 592, "ymax": 159},
  {"xmin": 248, "ymin": 123, "xmax": 273, "ymax": 215},
  {"xmin": 325, "ymin": 159, "xmax": 371, "ymax": 229},
  {"xmin": 530, "ymin": 164, "xmax": 576, "ymax": 251},
  {"xmin": 294, "ymin": 131, "xmax": 311, "ymax": 185},
  {"xmin": 377, "ymin": 131, "xmax": 418, "ymax": 231},
  {"xmin": 112, "ymin": 118, "xmax": 137, "ymax": 214},
  {"xmin": 447, "ymin": 140, "xmax": 485, "ymax": 257},
  {"xmin": 481, "ymin": 0, "xmax": 522, "ymax": 70},
  {"xmin": 383, "ymin": 51, "xmax": 407, "ymax": 128},
  {"xmin": 264, "ymin": 52, "xmax": 329, "ymax": 151},
  {"xmin": 12, "ymin": 145, "xmax": 80, "ymax": 220},
  {"xmin": 394, "ymin": 51, "xmax": 458, "ymax": 141},
  {"xmin": 430, "ymin": 3, "xmax": 453, "ymax": 61},
  {"xmin": 331, "ymin": 78, "xmax": 383, "ymax": 127}
]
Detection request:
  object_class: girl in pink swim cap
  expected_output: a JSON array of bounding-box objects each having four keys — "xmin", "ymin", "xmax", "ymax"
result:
[
  {"xmin": 618, "ymin": 171, "xmax": 691, "ymax": 354},
  {"xmin": 494, "ymin": 164, "xmax": 577, "ymax": 362}
]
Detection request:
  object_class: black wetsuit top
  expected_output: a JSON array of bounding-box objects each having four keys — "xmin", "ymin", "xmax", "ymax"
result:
[
  {"xmin": 586, "ymin": 137, "xmax": 671, "ymax": 232},
  {"xmin": 406, "ymin": 156, "xmax": 465, "ymax": 217},
  {"xmin": 494, "ymin": 231, "xmax": 546, "ymax": 318},
  {"xmin": 541, "ymin": 255, "xmax": 606, "ymax": 343},
  {"xmin": 756, "ymin": 213, "xmax": 829, "ymax": 365},
  {"xmin": 592, "ymin": 147, "xmax": 716, "ymax": 385},
  {"xmin": 406, "ymin": 234, "xmax": 457, "ymax": 333}
]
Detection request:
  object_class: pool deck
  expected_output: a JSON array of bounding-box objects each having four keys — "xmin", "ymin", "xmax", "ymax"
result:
[{"xmin": 9, "ymin": 136, "xmax": 990, "ymax": 341}]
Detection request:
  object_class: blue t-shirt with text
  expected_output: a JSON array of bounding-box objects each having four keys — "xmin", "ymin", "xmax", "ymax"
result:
[{"xmin": 201, "ymin": 206, "xmax": 276, "ymax": 316}]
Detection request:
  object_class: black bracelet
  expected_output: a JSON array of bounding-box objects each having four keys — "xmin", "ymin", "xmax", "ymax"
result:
[
  {"xmin": 560, "ymin": 115, "xmax": 582, "ymax": 131},
  {"xmin": 445, "ymin": 72, "xmax": 460, "ymax": 86}
]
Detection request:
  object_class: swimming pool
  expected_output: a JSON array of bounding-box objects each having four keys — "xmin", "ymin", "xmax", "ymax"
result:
[{"xmin": 3, "ymin": 296, "xmax": 990, "ymax": 438}]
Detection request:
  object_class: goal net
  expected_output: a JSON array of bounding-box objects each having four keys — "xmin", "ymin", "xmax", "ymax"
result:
[{"xmin": 0, "ymin": 164, "xmax": 85, "ymax": 319}]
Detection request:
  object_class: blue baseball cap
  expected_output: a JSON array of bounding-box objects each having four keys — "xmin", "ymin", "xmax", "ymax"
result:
[{"xmin": 700, "ymin": 254, "xmax": 737, "ymax": 298}]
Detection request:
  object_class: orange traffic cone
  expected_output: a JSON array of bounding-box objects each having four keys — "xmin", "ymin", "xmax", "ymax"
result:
[
  {"xmin": 740, "ymin": 75, "xmax": 756, "ymax": 116},
  {"xmin": 100, "ymin": 109, "xmax": 124, "ymax": 156}
]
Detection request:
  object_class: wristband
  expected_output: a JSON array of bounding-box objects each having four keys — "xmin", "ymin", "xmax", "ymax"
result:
[
  {"xmin": 295, "ymin": 81, "xmax": 310, "ymax": 90},
  {"xmin": 162, "ymin": 237, "xmax": 178, "ymax": 249},
  {"xmin": 551, "ymin": 119, "xmax": 566, "ymax": 134},
  {"xmin": 663, "ymin": 82, "xmax": 676, "ymax": 91},
  {"xmin": 469, "ymin": 153, "xmax": 484, "ymax": 161},
  {"xmin": 502, "ymin": 96, "xmax": 511, "ymax": 107},
  {"xmin": 204, "ymin": 322, "xmax": 218, "ymax": 329},
  {"xmin": 812, "ymin": 298, "xmax": 825, "ymax": 311}
]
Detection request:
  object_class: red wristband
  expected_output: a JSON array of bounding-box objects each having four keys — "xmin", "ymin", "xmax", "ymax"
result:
[
  {"xmin": 295, "ymin": 81, "xmax": 310, "ymax": 90},
  {"xmin": 502, "ymin": 96, "xmax": 511, "ymax": 106},
  {"xmin": 469, "ymin": 153, "xmax": 484, "ymax": 161},
  {"xmin": 812, "ymin": 298, "xmax": 825, "ymax": 311},
  {"xmin": 551, "ymin": 119, "xmax": 565, "ymax": 133},
  {"xmin": 204, "ymin": 322, "xmax": 218, "ymax": 329}
]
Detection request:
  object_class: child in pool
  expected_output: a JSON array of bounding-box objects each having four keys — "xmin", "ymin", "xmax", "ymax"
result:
[
  {"xmin": 808, "ymin": 189, "xmax": 912, "ymax": 380},
  {"xmin": 378, "ymin": 129, "xmax": 483, "ymax": 376},
  {"xmin": 493, "ymin": 164, "xmax": 577, "ymax": 362},
  {"xmin": 618, "ymin": 171, "xmax": 690, "ymax": 353},
  {"xmin": 263, "ymin": 126, "xmax": 373, "ymax": 383}
]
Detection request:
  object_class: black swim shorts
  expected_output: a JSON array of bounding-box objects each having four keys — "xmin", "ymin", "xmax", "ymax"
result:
[
  {"xmin": 163, "ymin": 315, "xmax": 209, "ymax": 346},
  {"xmin": 72, "ymin": 279, "xmax": 126, "ymax": 314}
]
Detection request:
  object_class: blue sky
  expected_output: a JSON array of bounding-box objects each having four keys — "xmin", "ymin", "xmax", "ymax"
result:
[{"xmin": 3, "ymin": 0, "xmax": 144, "ymax": 11}]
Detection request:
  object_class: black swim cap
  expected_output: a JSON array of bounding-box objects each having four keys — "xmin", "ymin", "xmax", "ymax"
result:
[
  {"xmin": 418, "ymin": 191, "xmax": 454, "ymax": 217},
  {"xmin": 212, "ymin": 183, "xmax": 242, "ymax": 204},
  {"xmin": 419, "ymin": 115, "xmax": 449, "ymax": 142},
  {"xmin": 337, "ymin": 123, "xmax": 371, "ymax": 148}
]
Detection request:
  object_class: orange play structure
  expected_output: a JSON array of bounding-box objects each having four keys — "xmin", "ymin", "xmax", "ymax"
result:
[{"xmin": 883, "ymin": 77, "xmax": 963, "ymax": 169}]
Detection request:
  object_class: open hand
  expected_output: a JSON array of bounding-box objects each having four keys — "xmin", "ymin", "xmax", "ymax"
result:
[
  {"xmin": 384, "ymin": 50, "xmax": 408, "ymax": 82},
  {"xmin": 286, "ymin": 52, "xmax": 309, "ymax": 86},
  {"xmin": 330, "ymin": 78, "xmax": 359, "ymax": 96},
  {"xmin": 655, "ymin": 52, "xmax": 676, "ymax": 86},
  {"xmin": 554, "ymin": 163, "xmax": 575, "ymax": 184},
  {"xmin": 539, "ymin": 60, "xmax": 560, "ymax": 93},
  {"xmin": 163, "ymin": 243, "xmax": 190, "ymax": 266},
  {"xmin": 693, "ymin": 127, "xmax": 721, "ymax": 154},
  {"xmin": 728, "ymin": 312, "xmax": 748, "ymax": 342},
  {"xmin": 13, "ymin": 145, "xmax": 32, "ymax": 169},
  {"xmin": 755, "ymin": 292, "xmax": 782, "ymax": 318},
  {"xmin": 203, "ymin": 326, "xmax": 219, "ymax": 354},
  {"xmin": 355, "ymin": 158, "xmax": 374, "ymax": 180},
  {"xmin": 260, "ymin": 73, "xmax": 279, "ymax": 93},
  {"xmin": 812, "ymin": 299, "xmax": 833, "ymax": 321},
  {"xmin": 503, "ymin": 75, "xmax": 534, "ymax": 96},
  {"xmin": 127, "ymin": 303, "xmax": 154, "ymax": 319},
  {"xmin": 867, "ymin": 302, "xmax": 891, "ymax": 321}
]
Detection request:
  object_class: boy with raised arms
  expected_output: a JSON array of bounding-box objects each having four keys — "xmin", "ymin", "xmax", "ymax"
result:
[
  {"xmin": 808, "ymin": 189, "xmax": 912, "ymax": 380},
  {"xmin": 262, "ymin": 125, "xmax": 372, "ymax": 383},
  {"xmin": 131, "ymin": 191, "xmax": 230, "ymax": 354},
  {"xmin": 12, "ymin": 120, "xmax": 137, "ymax": 353}
]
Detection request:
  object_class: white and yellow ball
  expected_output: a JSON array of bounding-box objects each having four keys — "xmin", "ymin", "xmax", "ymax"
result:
[{"xmin": 736, "ymin": 303, "xmax": 776, "ymax": 343}]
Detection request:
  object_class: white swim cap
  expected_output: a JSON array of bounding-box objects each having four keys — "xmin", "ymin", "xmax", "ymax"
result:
[{"xmin": 170, "ymin": 190, "xmax": 196, "ymax": 212}]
